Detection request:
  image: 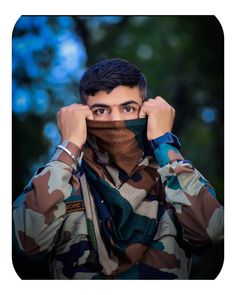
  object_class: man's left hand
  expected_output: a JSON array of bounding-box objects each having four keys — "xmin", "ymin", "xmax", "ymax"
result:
[{"xmin": 139, "ymin": 96, "xmax": 175, "ymax": 140}]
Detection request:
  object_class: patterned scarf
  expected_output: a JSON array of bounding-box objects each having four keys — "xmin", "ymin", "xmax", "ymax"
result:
[{"xmin": 80, "ymin": 118, "xmax": 165, "ymax": 276}]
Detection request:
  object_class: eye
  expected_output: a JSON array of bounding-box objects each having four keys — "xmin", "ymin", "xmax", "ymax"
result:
[
  {"xmin": 123, "ymin": 105, "xmax": 135, "ymax": 113},
  {"xmin": 93, "ymin": 108, "xmax": 109, "ymax": 116}
]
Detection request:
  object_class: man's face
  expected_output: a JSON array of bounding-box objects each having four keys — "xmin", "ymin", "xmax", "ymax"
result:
[{"xmin": 86, "ymin": 85, "xmax": 143, "ymax": 121}]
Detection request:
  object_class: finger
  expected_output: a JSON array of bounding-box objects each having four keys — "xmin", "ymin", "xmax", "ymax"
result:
[
  {"xmin": 142, "ymin": 99, "xmax": 155, "ymax": 107},
  {"xmin": 67, "ymin": 107, "xmax": 93, "ymax": 119},
  {"xmin": 138, "ymin": 106, "xmax": 147, "ymax": 118},
  {"xmin": 154, "ymin": 96, "xmax": 170, "ymax": 106},
  {"xmin": 67, "ymin": 104, "xmax": 89, "ymax": 110},
  {"xmin": 153, "ymin": 96, "xmax": 166, "ymax": 102},
  {"xmin": 60, "ymin": 107, "xmax": 91, "ymax": 114},
  {"xmin": 61, "ymin": 103, "xmax": 88, "ymax": 110},
  {"xmin": 86, "ymin": 110, "xmax": 93, "ymax": 120}
]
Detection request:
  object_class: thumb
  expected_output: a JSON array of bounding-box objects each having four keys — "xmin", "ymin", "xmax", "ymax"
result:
[{"xmin": 139, "ymin": 106, "xmax": 146, "ymax": 118}]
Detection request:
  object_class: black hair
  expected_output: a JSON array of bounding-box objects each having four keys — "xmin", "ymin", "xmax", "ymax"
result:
[{"xmin": 79, "ymin": 58, "xmax": 147, "ymax": 102}]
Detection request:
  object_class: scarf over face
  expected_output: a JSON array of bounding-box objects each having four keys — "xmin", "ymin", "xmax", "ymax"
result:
[{"xmin": 80, "ymin": 118, "xmax": 165, "ymax": 277}]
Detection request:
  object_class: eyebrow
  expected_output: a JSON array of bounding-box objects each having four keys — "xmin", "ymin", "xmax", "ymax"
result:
[{"xmin": 90, "ymin": 100, "xmax": 140, "ymax": 109}]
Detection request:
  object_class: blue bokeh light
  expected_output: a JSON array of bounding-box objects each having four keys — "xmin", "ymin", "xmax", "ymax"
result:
[
  {"xmin": 48, "ymin": 34, "xmax": 87, "ymax": 83},
  {"xmin": 12, "ymin": 88, "xmax": 32, "ymax": 114},
  {"xmin": 58, "ymin": 36, "xmax": 85, "ymax": 70},
  {"xmin": 43, "ymin": 122, "xmax": 61, "ymax": 145},
  {"xmin": 85, "ymin": 16, "xmax": 122, "ymax": 28},
  {"xmin": 201, "ymin": 107, "xmax": 217, "ymax": 124},
  {"xmin": 14, "ymin": 16, "xmax": 34, "ymax": 30},
  {"xmin": 12, "ymin": 16, "xmax": 88, "ymax": 119},
  {"xmin": 57, "ymin": 16, "xmax": 74, "ymax": 29},
  {"xmin": 32, "ymin": 89, "xmax": 50, "ymax": 115},
  {"xmin": 13, "ymin": 33, "xmax": 46, "ymax": 58},
  {"xmin": 14, "ymin": 16, "xmax": 48, "ymax": 31}
]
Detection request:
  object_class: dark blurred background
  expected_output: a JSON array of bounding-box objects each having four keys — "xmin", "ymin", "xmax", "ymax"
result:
[{"xmin": 12, "ymin": 16, "xmax": 224, "ymax": 279}]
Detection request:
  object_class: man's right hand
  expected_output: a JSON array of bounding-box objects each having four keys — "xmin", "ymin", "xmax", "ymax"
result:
[{"xmin": 57, "ymin": 103, "xmax": 93, "ymax": 149}]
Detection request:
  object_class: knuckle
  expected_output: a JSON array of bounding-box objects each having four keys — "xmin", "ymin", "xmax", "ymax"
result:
[
  {"xmin": 61, "ymin": 107, "xmax": 68, "ymax": 112},
  {"xmin": 155, "ymin": 95, "xmax": 163, "ymax": 100}
]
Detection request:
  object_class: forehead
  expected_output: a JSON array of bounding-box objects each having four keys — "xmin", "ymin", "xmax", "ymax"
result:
[{"xmin": 86, "ymin": 85, "xmax": 142, "ymax": 106}]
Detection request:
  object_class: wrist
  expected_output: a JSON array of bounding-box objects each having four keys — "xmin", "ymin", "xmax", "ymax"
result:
[
  {"xmin": 149, "ymin": 132, "xmax": 181, "ymax": 151},
  {"xmin": 148, "ymin": 130, "xmax": 169, "ymax": 140},
  {"xmin": 62, "ymin": 137, "xmax": 84, "ymax": 150},
  {"xmin": 153, "ymin": 143, "xmax": 184, "ymax": 167},
  {"xmin": 51, "ymin": 140, "xmax": 82, "ymax": 172},
  {"xmin": 149, "ymin": 133, "xmax": 183, "ymax": 167}
]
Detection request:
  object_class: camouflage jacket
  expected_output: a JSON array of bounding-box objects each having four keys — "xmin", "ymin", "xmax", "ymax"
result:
[{"xmin": 13, "ymin": 140, "xmax": 224, "ymax": 279}]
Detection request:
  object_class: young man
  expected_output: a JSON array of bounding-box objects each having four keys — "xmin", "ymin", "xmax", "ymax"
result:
[{"xmin": 13, "ymin": 58, "xmax": 223, "ymax": 279}]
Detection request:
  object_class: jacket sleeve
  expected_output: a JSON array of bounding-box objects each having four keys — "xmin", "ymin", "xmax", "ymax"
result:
[
  {"xmin": 154, "ymin": 143, "xmax": 224, "ymax": 247},
  {"xmin": 12, "ymin": 140, "xmax": 81, "ymax": 257}
]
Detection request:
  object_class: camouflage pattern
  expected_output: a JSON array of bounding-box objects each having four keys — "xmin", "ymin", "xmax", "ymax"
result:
[{"xmin": 13, "ymin": 118, "xmax": 223, "ymax": 279}]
